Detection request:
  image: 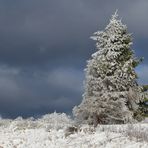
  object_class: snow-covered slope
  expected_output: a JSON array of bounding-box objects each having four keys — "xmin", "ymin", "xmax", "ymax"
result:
[{"xmin": 0, "ymin": 113, "xmax": 148, "ymax": 148}]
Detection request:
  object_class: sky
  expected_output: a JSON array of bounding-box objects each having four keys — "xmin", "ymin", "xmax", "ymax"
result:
[{"xmin": 0, "ymin": 0, "xmax": 148, "ymax": 118}]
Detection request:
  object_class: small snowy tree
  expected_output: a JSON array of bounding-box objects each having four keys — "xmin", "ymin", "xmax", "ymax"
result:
[{"xmin": 73, "ymin": 11, "xmax": 144, "ymax": 125}]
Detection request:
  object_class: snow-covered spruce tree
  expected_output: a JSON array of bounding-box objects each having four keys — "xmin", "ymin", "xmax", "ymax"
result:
[{"xmin": 73, "ymin": 12, "xmax": 144, "ymax": 125}]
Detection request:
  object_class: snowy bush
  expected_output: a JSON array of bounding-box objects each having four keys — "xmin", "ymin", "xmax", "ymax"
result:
[
  {"xmin": 0, "ymin": 119, "xmax": 12, "ymax": 128},
  {"xmin": 39, "ymin": 112, "xmax": 73, "ymax": 131},
  {"xmin": 8, "ymin": 117, "xmax": 39, "ymax": 131},
  {"xmin": 7, "ymin": 112, "xmax": 73, "ymax": 131}
]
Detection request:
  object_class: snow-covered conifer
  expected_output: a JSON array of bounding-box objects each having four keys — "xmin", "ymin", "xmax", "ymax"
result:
[{"xmin": 73, "ymin": 11, "xmax": 144, "ymax": 125}]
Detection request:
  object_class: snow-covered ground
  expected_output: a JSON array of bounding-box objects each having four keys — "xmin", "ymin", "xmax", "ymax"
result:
[{"xmin": 0, "ymin": 113, "xmax": 148, "ymax": 148}]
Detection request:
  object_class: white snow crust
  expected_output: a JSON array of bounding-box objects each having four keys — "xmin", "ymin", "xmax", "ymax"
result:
[{"xmin": 0, "ymin": 113, "xmax": 148, "ymax": 148}]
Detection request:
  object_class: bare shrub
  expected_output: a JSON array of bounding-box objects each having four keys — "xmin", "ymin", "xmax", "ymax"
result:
[
  {"xmin": 65, "ymin": 126, "xmax": 78, "ymax": 137},
  {"xmin": 65, "ymin": 124, "xmax": 95, "ymax": 137},
  {"xmin": 79, "ymin": 124, "xmax": 95, "ymax": 134}
]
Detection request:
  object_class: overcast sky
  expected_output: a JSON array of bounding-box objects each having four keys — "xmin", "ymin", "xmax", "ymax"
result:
[{"xmin": 0, "ymin": 0, "xmax": 148, "ymax": 118}]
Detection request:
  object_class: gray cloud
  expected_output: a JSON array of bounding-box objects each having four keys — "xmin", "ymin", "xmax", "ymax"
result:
[
  {"xmin": 0, "ymin": 0, "xmax": 148, "ymax": 118},
  {"xmin": 0, "ymin": 65, "xmax": 83, "ymax": 118},
  {"xmin": 48, "ymin": 68, "xmax": 83, "ymax": 93},
  {"xmin": 0, "ymin": 0, "xmax": 148, "ymax": 66}
]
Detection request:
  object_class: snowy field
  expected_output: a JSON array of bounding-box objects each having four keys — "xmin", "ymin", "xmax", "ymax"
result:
[{"xmin": 0, "ymin": 113, "xmax": 148, "ymax": 148}]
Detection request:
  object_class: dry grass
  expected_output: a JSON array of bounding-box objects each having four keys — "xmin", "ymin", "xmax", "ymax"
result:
[{"xmin": 125, "ymin": 124, "xmax": 148, "ymax": 142}]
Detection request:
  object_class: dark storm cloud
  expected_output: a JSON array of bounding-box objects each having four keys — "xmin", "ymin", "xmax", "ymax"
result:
[
  {"xmin": 0, "ymin": 0, "xmax": 148, "ymax": 66},
  {"xmin": 0, "ymin": 0, "xmax": 148, "ymax": 118},
  {"xmin": 0, "ymin": 0, "xmax": 94, "ymax": 67},
  {"xmin": 0, "ymin": 65, "xmax": 83, "ymax": 118}
]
